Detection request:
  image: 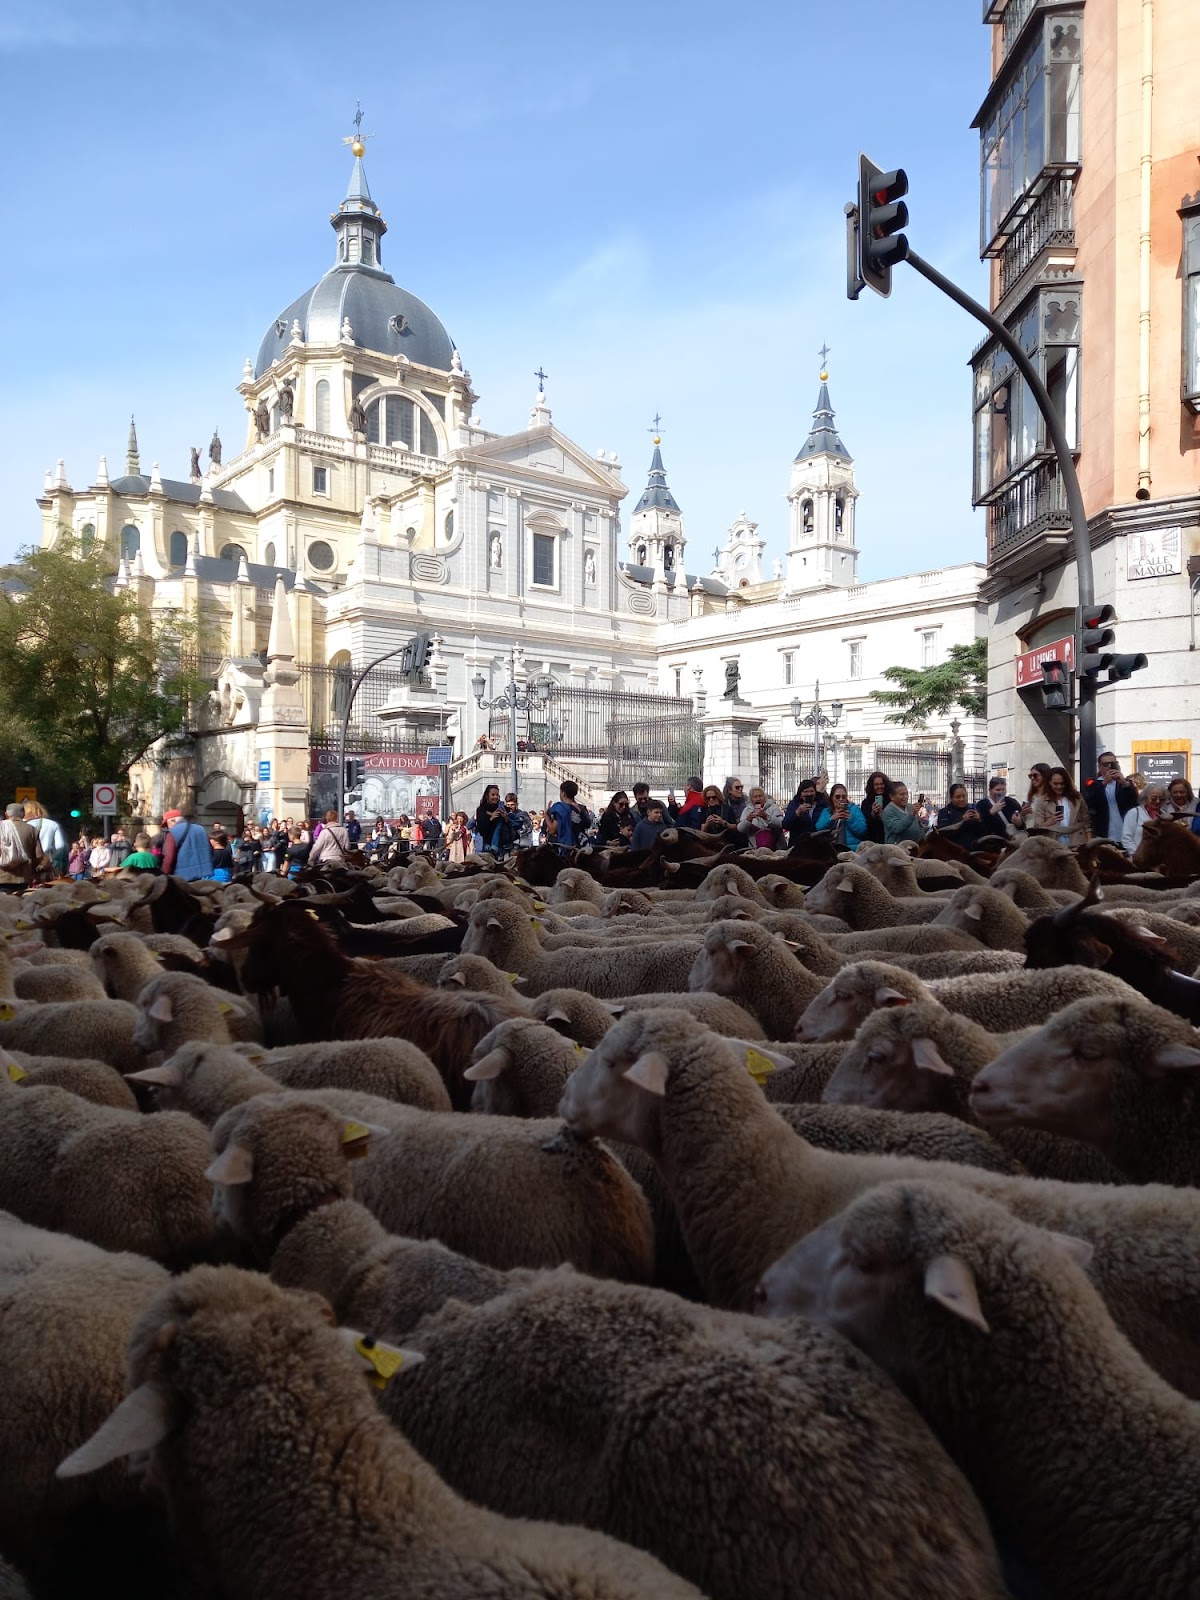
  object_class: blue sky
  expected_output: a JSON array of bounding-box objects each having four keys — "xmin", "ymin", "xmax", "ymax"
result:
[{"xmin": 0, "ymin": 1, "xmax": 991, "ymax": 577}]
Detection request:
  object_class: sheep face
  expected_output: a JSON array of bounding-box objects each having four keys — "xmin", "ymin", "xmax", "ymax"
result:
[
  {"xmin": 969, "ymin": 1004, "xmax": 1200, "ymax": 1146},
  {"xmin": 687, "ymin": 927, "xmax": 757, "ymax": 997},
  {"xmin": 796, "ymin": 974, "xmax": 912, "ymax": 1043},
  {"xmin": 753, "ymin": 1180, "xmax": 1000, "ymax": 1372},
  {"xmin": 823, "ymin": 1023, "xmax": 955, "ymax": 1113},
  {"xmin": 558, "ymin": 1029, "xmax": 667, "ymax": 1153}
]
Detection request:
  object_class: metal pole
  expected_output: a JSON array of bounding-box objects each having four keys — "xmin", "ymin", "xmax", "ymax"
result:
[
  {"xmin": 337, "ymin": 643, "xmax": 412, "ymax": 821},
  {"xmin": 904, "ymin": 250, "xmax": 1097, "ymax": 778},
  {"xmin": 509, "ymin": 647, "xmax": 519, "ymax": 803},
  {"xmin": 813, "ymin": 680, "xmax": 821, "ymax": 776}
]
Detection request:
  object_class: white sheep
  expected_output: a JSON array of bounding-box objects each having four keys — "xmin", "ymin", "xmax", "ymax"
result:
[{"xmin": 756, "ymin": 1178, "xmax": 1200, "ymax": 1600}]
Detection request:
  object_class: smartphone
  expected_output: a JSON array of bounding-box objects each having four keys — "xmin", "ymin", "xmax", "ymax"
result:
[{"xmin": 1055, "ymin": 804, "xmax": 1064, "ymax": 819}]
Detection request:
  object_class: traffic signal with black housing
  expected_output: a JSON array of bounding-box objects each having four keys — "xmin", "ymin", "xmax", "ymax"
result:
[
  {"xmin": 1077, "ymin": 605, "xmax": 1117, "ymax": 678},
  {"xmin": 402, "ymin": 632, "xmax": 431, "ymax": 677},
  {"xmin": 858, "ymin": 155, "xmax": 910, "ymax": 297},
  {"xmin": 1039, "ymin": 658, "xmax": 1072, "ymax": 711}
]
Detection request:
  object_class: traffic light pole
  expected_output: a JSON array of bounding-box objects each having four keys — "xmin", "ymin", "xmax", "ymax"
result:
[
  {"xmin": 336, "ymin": 644, "xmax": 414, "ymax": 822},
  {"xmin": 903, "ymin": 250, "xmax": 1097, "ymax": 778}
]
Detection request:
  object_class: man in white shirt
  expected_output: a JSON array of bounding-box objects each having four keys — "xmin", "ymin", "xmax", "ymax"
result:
[{"xmin": 1082, "ymin": 753, "xmax": 1138, "ymax": 845}]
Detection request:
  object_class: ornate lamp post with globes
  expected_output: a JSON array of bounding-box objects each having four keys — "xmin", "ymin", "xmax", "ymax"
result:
[
  {"xmin": 471, "ymin": 648, "xmax": 552, "ymax": 803},
  {"xmin": 790, "ymin": 680, "xmax": 844, "ymax": 777}
]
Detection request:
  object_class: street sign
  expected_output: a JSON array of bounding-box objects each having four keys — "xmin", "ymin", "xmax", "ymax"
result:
[
  {"xmin": 258, "ymin": 759, "xmax": 271, "ymax": 782},
  {"xmin": 13, "ymin": 788, "xmax": 36, "ymax": 804},
  {"xmin": 92, "ymin": 783, "xmax": 118, "ymax": 815},
  {"xmin": 425, "ymin": 746, "xmax": 454, "ymax": 767},
  {"xmin": 1015, "ymin": 635, "xmax": 1075, "ymax": 690}
]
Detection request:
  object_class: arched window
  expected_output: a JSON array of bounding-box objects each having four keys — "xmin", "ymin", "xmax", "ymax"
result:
[
  {"xmin": 220, "ymin": 544, "xmax": 246, "ymax": 564},
  {"xmin": 168, "ymin": 531, "xmax": 188, "ymax": 569},
  {"xmin": 120, "ymin": 525, "xmax": 140, "ymax": 562},
  {"xmin": 367, "ymin": 396, "xmax": 417, "ymax": 449},
  {"xmin": 801, "ymin": 500, "xmax": 814, "ymax": 536},
  {"xmin": 419, "ymin": 409, "xmax": 439, "ymax": 457},
  {"xmin": 263, "ymin": 541, "xmax": 276, "ymax": 567},
  {"xmin": 663, "ymin": 544, "xmax": 675, "ymax": 572},
  {"xmin": 79, "ymin": 523, "xmax": 95, "ymax": 552},
  {"xmin": 834, "ymin": 498, "xmax": 845, "ymax": 535},
  {"xmin": 314, "ymin": 379, "xmax": 330, "ymax": 434},
  {"xmin": 443, "ymin": 510, "xmax": 454, "ymax": 541},
  {"xmin": 636, "ymin": 544, "xmax": 647, "ymax": 566}
]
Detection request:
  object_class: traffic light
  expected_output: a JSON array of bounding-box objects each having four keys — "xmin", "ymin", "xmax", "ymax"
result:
[
  {"xmin": 1106, "ymin": 650, "xmax": 1148, "ymax": 682},
  {"xmin": 859, "ymin": 155, "xmax": 910, "ymax": 297},
  {"xmin": 408, "ymin": 632, "xmax": 431, "ymax": 673},
  {"xmin": 1040, "ymin": 658, "xmax": 1072, "ymax": 711},
  {"xmin": 1077, "ymin": 605, "xmax": 1117, "ymax": 678}
]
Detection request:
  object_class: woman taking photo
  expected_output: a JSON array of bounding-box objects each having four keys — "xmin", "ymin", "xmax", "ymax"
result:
[
  {"xmin": 936, "ymin": 784, "xmax": 987, "ymax": 851},
  {"xmin": 861, "ymin": 770, "xmax": 891, "ymax": 843},
  {"xmin": 738, "ymin": 786, "xmax": 785, "ymax": 848},
  {"xmin": 782, "ymin": 778, "xmax": 820, "ymax": 846},
  {"xmin": 1122, "ymin": 781, "xmax": 1166, "ymax": 854},
  {"xmin": 678, "ymin": 784, "xmax": 738, "ymax": 840},
  {"xmin": 815, "ymin": 783, "xmax": 868, "ymax": 847},
  {"xmin": 445, "ymin": 811, "xmax": 470, "ymax": 865},
  {"xmin": 1046, "ymin": 767, "xmax": 1089, "ymax": 846},
  {"xmin": 475, "ymin": 785, "xmax": 512, "ymax": 858},
  {"xmin": 1015, "ymin": 762, "xmax": 1055, "ymax": 832},
  {"xmin": 598, "ymin": 791, "xmax": 635, "ymax": 845}
]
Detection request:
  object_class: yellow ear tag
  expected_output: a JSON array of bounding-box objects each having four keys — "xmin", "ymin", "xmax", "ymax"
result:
[
  {"xmin": 504, "ymin": 971, "xmax": 520, "ymax": 983},
  {"xmin": 533, "ymin": 900, "xmax": 546, "ymax": 911},
  {"xmin": 746, "ymin": 1048, "xmax": 778, "ymax": 1086},
  {"xmin": 218, "ymin": 1001, "xmax": 234, "ymax": 1014},
  {"xmin": 574, "ymin": 1040, "xmax": 584, "ymax": 1055},
  {"xmin": 0, "ymin": 1004, "xmax": 14, "ymax": 1023},
  {"xmin": 531, "ymin": 917, "xmax": 542, "ymax": 929},
  {"xmin": 342, "ymin": 1120, "xmax": 371, "ymax": 1143},
  {"xmin": 355, "ymin": 1335, "xmax": 408, "ymax": 1390},
  {"xmin": 6, "ymin": 1061, "xmax": 26, "ymax": 1082}
]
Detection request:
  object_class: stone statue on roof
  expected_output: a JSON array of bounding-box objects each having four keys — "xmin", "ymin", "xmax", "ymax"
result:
[
  {"xmin": 189, "ymin": 447, "xmax": 202, "ymax": 480},
  {"xmin": 723, "ymin": 658, "xmax": 740, "ymax": 699},
  {"xmin": 254, "ymin": 400, "xmax": 271, "ymax": 441},
  {"xmin": 209, "ymin": 428, "xmax": 222, "ymax": 466}
]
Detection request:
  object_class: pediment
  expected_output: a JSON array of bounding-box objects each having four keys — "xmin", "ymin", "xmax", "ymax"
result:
[{"xmin": 458, "ymin": 426, "xmax": 627, "ymax": 499}]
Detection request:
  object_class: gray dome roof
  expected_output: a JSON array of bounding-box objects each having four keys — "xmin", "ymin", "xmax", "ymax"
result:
[{"xmin": 255, "ymin": 266, "xmax": 455, "ymax": 378}]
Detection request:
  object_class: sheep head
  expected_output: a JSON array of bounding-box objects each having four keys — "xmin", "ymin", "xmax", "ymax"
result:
[
  {"xmin": 796, "ymin": 963, "xmax": 921, "ymax": 1042},
  {"xmin": 559, "ymin": 1008, "xmax": 712, "ymax": 1151},
  {"xmin": 687, "ymin": 921, "xmax": 764, "ymax": 996},
  {"xmin": 822, "ymin": 1004, "xmax": 960, "ymax": 1114},
  {"xmin": 970, "ymin": 996, "xmax": 1200, "ymax": 1152}
]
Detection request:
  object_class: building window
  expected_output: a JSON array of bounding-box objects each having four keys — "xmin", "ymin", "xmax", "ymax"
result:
[
  {"xmin": 120, "ymin": 525, "xmax": 140, "ymax": 562},
  {"xmin": 443, "ymin": 510, "xmax": 454, "ymax": 541},
  {"xmin": 312, "ymin": 465, "xmax": 328, "ymax": 496},
  {"xmin": 220, "ymin": 544, "xmax": 246, "ymax": 564},
  {"xmin": 79, "ymin": 523, "xmax": 95, "ymax": 552},
  {"xmin": 314, "ymin": 379, "xmax": 330, "ymax": 434},
  {"xmin": 308, "ymin": 540, "xmax": 335, "ymax": 571},
  {"xmin": 801, "ymin": 499, "xmax": 814, "ymax": 535},
  {"xmin": 978, "ymin": 13, "xmax": 1083, "ymax": 254},
  {"xmin": 267, "ymin": 467, "xmax": 275, "ymax": 494},
  {"xmin": 532, "ymin": 533, "xmax": 555, "ymax": 587},
  {"xmin": 361, "ymin": 233, "xmax": 375, "ymax": 266},
  {"xmin": 636, "ymin": 544, "xmax": 647, "ymax": 566},
  {"xmin": 972, "ymin": 287, "xmax": 1081, "ymax": 502},
  {"xmin": 782, "ymin": 651, "xmax": 794, "ymax": 687},
  {"xmin": 1182, "ymin": 199, "xmax": 1200, "ymax": 410},
  {"xmin": 168, "ymin": 531, "xmax": 188, "ymax": 569},
  {"xmin": 664, "ymin": 544, "xmax": 675, "ymax": 572},
  {"xmin": 921, "ymin": 631, "xmax": 937, "ymax": 668},
  {"xmin": 263, "ymin": 541, "xmax": 276, "ymax": 567},
  {"xmin": 849, "ymin": 640, "xmax": 862, "ymax": 679},
  {"xmin": 673, "ymin": 668, "xmax": 682, "ymax": 698},
  {"xmin": 419, "ymin": 410, "xmax": 439, "ymax": 457},
  {"xmin": 834, "ymin": 498, "xmax": 844, "ymax": 535}
]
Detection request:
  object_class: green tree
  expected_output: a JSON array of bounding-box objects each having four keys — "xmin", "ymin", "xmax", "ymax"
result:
[
  {"xmin": 870, "ymin": 638, "xmax": 988, "ymax": 729},
  {"xmin": 0, "ymin": 537, "xmax": 206, "ymax": 810}
]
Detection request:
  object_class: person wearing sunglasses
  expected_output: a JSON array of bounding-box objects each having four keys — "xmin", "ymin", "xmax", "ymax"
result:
[{"xmin": 1082, "ymin": 752, "xmax": 1139, "ymax": 845}]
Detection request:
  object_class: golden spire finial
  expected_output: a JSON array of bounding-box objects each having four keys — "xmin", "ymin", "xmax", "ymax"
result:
[
  {"xmin": 818, "ymin": 341, "xmax": 831, "ymax": 383},
  {"xmin": 342, "ymin": 101, "xmax": 373, "ymax": 160}
]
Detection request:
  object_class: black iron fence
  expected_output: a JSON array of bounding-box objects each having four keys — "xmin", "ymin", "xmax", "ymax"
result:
[
  {"xmin": 298, "ymin": 661, "xmax": 432, "ymax": 741},
  {"xmin": 483, "ymin": 684, "xmax": 703, "ymax": 790},
  {"xmin": 759, "ymin": 738, "xmax": 821, "ymax": 803},
  {"xmin": 873, "ymin": 746, "xmax": 953, "ymax": 807}
]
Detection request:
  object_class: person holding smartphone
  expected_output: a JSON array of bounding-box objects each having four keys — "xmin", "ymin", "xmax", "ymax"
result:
[
  {"xmin": 814, "ymin": 783, "xmax": 867, "ymax": 847},
  {"xmin": 861, "ymin": 770, "xmax": 891, "ymax": 842},
  {"xmin": 936, "ymin": 784, "xmax": 987, "ymax": 850},
  {"xmin": 882, "ymin": 781, "xmax": 926, "ymax": 844},
  {"xmin": 782, "ymin": 778, "xmax": 821, "ymax": 846},
  {"xmin": 1047, "ymin": 766, "xmax": 1089, "ymax": 845}
]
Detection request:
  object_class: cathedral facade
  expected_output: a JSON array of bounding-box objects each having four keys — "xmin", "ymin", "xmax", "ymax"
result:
[{"xmin": 36, "ymin": 144, "xmax": 986, "ymax": 822}]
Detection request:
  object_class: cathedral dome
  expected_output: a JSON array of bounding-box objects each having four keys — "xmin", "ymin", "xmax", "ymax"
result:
[
  {"xmin": 254, "ymin": 270, "xmax": 455, "ymax": 378},
  {"xmin": 254, "ymin": 145, "xmax": 455, "ymax": 379}
]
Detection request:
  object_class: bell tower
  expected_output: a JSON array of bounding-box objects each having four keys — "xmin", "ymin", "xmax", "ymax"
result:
[
  {"xmin": 628, "ymin": 425, "xmax": 685, "ymax": 576},
  {"xmin": 785, "ymin": 358, "xmax": 859, "ymax": 593}
]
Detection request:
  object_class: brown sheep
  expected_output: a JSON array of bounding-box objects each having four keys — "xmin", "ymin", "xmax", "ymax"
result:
[
  {"xmin": 228, "ymin": 898, "xmax": 527, "ymax": 1109},
  {"xmin": 1132, "ymin": 817, "xmax": 1200, "ymax": 876}
]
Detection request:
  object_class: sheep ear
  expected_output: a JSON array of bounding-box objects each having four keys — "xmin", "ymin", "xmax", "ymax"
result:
[
  {"xmin": 506, "ymin": 972, "xmax": 525, "ymax": 985},
  {"xmin": 204, "ymin": 1143, "xmax": 254, "ymax": 1185},
  {"xmin": 836, "ymin": 851, "xmax": 856, "ymax": 862},
  {"xmin": 745, "ymin": 1047, "xmax": 779, "ymax": 1085},
  {"xmin": 607, "ymin": 1003, "xmax": 627, "ymax": 1017},
  {"xmin": 126, "ymin": 1064, "xmax": 185, "ymax": 1088},
  {"xmin": 726, "ymin": 938, "xmax": 754, "ymax": 954},
  {"xmin": 1147, "ymin": 1043, "xmax": 1200, "ymax": 1076},
  {"xmin": 962, "ymin": 902, "xmax": 984, "ymax": 922},
  {"xmin": 874, "ymin": 987, "xmax": 912, "ymax": 1008},
  {"xmin": 444, "ymin": 971, "xmax": 467, "ymax": 986},
  {"xmin": 543, "ymin": 1008, "xmax": 572, "ymax": 1025},
  {"xmin": 1044, "ymin": 1230, "xmax": 1095, "ymax": 1270},
  {"xmin": 912, "ymin": 1038, "xmax": 955, "ymax": 1077},
  {"xmin": 339, "ymin": 1327, "xmax": 425, "ymax": 1391},
  {"xmin": 6, "ymin": 1061, "xmax": 27, "ymax": 1082},
  {"xmin": 835, "ymin": 880, "xmax": 856, "ymax": 894},
  {"xmin": 924, "ymin": 1255, "xmax": 989, "ymax": 1332},
  {"xmin": 57, "ymin": 1384, "xmax": 172, "ymax": 1478},
  {"xmin": 486, "ymin": 916, "xmax": 504, "ymax": 929},
  {"xmin": 146, "ymin": 994, "xmax": 174, "ymax": 1023},
  {"xmin": 623, "ymin": 1050, "xmax": 669, "ymax": 1096},
  {"xmin": 464, "ymin": 1049, "xmax": 510, "ymax": 1082},
  {"xmin": 1131, "ymin": 926, "xmax": 1169, "ymax": 945}
]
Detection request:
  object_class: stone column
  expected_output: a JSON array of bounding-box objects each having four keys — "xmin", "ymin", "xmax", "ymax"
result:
[
  {"xmin": 255, "ymin": 577, "xmax": 310, "ymax": 822},
  {"xmin": 701, "ymin": 702, "xmax": 763, "ymax": 790}
]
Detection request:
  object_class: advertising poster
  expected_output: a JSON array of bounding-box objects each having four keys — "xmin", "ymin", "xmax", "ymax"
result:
[{"xmin": 308, "ymin": 749, "xmax": 441, "ymax": 821}]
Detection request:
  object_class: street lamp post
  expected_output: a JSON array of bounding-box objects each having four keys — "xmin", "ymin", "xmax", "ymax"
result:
[
  {"xmin": 471, "ymin": 648, "xmax": 551, "ymax": 803},
  {"xmin": 790, "ymin": 680, "xmax": 844, "ymax": 777}
]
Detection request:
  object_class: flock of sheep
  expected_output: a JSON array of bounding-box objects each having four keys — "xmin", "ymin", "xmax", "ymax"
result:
[{"xmin": 2, "ymin": 822, "xmax": 1199, "ymax": 1599}]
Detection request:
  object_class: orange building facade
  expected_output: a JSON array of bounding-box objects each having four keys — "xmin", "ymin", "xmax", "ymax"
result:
[{"xmin": 976, "ymin": 0, "xmax": 1200, "ymax": 780}]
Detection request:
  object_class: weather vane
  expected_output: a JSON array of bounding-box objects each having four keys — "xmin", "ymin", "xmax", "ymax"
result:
[
  {"xmin": 649, "ymin": 412, "xmax": 664, "ymax": 443},
  {"xmin": 818, "ymin": 342, "xmax": 831, "ymax": 378},
  {"xmin": 342, "ymin": 101, "xmax": 374, "ymax": 159}
]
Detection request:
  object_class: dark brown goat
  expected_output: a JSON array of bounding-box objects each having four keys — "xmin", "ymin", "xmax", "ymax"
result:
[
  {"xmin": 1133, "ymin": 818, "xmax": 1200, "ymax": 877},
  {"xmin": 230, "ymin": 898, "xmax": 525, "ymax": 1106},
  {"xmin": 1025, "ymin": 879, "xmax": 1200, "ymax": 1024}
]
